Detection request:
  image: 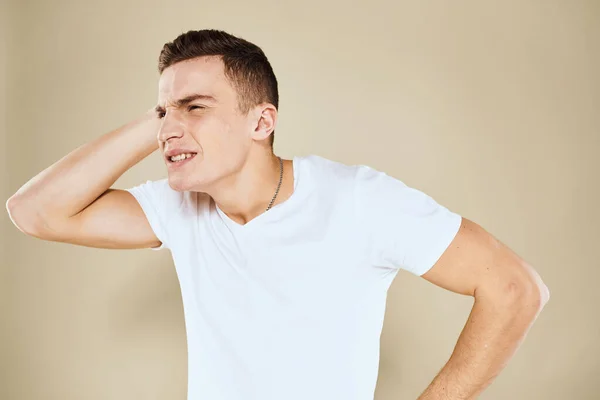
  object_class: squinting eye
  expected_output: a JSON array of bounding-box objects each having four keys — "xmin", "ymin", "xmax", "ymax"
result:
[{"xmin": 157, "ymin": 106, "xmax": 203, "ymax": 119}]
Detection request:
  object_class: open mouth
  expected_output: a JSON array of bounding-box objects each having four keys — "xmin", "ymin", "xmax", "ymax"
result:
[{"xmin": 168, "ymin": 153, "xmax": 198, "ymax": 164}]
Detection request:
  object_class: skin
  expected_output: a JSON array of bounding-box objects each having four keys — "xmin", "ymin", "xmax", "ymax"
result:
[
  {"xmin": 416, "ymin": 218, "xmax": 550, "ymax": 398},
  {"xmin": 156, "ymin": 56, "xmax": 550, "ymax": 398},
  {"xmin": 154, "ymin": 55, "xmax": 293, "ymax": 225}
]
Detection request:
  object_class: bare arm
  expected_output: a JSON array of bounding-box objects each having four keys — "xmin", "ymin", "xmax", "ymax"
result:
[
  {"xmin": 416, "ymin": 292, "xmax": 545, "ymax": 400},
  {"xmin": 416, "ymin": 218, "xmax": 549, "ymax": 399},
  {"xmin": 6, "ymin": 108, "xmax": 163, "ymax": 249}
]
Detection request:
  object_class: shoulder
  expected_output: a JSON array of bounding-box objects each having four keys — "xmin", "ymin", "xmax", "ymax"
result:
[
  {"xmin": 128, "ymin": 178, "xmax": 184, "ymax": 203},
  {"xmin": 299, "ymin": 155, "xmax": 409, "ymax": 206},
  {"xmin": 300, "ymin": 154, "xmax": 369, "ymax": 186},
  {"xmin": 126, "ymin": 178, "xmax": 202, "ymax": 218}
]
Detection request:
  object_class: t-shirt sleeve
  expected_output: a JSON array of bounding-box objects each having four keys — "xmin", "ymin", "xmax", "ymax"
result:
[
  {"xmin": 124, "ymin": 179, "xmax": 173, "ymax": 251},
  {"xmin": 354, "ymin": 165, "xmax": 462, "ymax": 276}
]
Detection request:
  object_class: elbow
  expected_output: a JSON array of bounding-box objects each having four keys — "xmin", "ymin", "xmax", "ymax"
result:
[
  {"xmin": 6, "ymin": 196, "xmax": 47, "ymax": 237},
  {"xmin": 522, "ymin": 268, "xmax": 550, "ymax": 310},
  {"xmin": 480, "ymin": 274, "xmax": 550, "ymax": 314},
  {"xmin": 504, "ymin": 262, "xmax": 551, "ymax": 311},
  {"xmin": 537, "ymin": 281, "xmax": 550, "ymax": 307},
  {"xmin": 509, "ymin": 278, "xmax": 550, "ymax": 315}
]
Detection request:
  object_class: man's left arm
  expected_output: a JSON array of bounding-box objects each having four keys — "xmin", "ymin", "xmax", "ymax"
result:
[{"xmin": 416, "ymin": 217, "xmax": 550, "ymax": 400}]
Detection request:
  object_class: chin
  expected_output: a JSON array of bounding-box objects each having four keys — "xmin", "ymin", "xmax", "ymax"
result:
[
  {"xmin": 167, "ymin": 174, "xmax": 208, "ymax": 193},
  {"xmin": 166, "ymin": 174, "xmax": 189, "ymax": 192}
]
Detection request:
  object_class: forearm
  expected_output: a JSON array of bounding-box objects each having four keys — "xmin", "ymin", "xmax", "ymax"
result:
[
  {"xmin": 8, "ymin": 108, "xmax": 160, "ymax": 224},
  {"xmin": 417, "ymin": 290, "xmax": 545, "ymax": 400}
]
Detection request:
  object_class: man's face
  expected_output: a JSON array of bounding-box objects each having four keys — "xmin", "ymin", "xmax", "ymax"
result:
[{"xmin": 155, "ymin": 56, "xmax": 255, "ymax": 192}]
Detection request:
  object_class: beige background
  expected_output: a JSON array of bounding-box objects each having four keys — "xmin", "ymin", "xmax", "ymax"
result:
[{"xmin": 2, "ymin": 0, "xmax": 599, "ymax": 399}]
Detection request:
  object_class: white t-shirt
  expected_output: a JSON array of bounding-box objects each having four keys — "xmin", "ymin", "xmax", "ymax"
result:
[{"xmin": 125, "ymin": 154, "xmax": 462, "ymax": 400}]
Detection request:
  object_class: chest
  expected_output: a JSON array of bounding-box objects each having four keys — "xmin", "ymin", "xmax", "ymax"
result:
[{"xmin": 187, "ymin": 216, "xmax": 373, "ymax": 321}]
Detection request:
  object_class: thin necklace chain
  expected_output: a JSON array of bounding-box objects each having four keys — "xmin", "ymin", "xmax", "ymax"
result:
[{"xmin": 265, "ymin": 156, "xmax": 283, "ymax": 211}]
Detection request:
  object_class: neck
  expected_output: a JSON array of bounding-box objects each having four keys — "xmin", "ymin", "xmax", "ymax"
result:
[{"xmin": 209, "ymin": 152, "xmax": 293, "ymax": 225}]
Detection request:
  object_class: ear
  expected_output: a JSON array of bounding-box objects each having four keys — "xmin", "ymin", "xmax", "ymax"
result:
[{"xmin": 250, "ymin": 104, "xmax": 277, "ymax": 141}]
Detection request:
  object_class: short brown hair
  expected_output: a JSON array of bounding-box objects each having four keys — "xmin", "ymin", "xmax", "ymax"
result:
[{"xmin": 158, "ymin": 29, "xmax": 279, "ymax": 148}]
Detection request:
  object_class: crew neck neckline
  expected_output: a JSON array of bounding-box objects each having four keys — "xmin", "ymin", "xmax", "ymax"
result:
[{"xmin": 214, "ymin": 155, "xmax": 302, "ymax": 232}]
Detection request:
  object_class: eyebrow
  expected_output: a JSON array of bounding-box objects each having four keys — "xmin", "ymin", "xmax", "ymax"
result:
[{"xmin": 155, "ymin": 93, "xmax": 217, "ymax": 112}]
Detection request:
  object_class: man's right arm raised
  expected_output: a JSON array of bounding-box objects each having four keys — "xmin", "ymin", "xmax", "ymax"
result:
[{"xmin": 6, "ymin": 108, "xmax": 164, "ymax": 250}]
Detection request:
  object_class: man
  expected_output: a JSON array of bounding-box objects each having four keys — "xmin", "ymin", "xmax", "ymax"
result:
[{"xmin": 6, "ymin": 29, "xmax": 549, "ymax": 400}]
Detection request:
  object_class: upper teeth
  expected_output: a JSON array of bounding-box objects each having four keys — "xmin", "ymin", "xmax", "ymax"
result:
[{"xmin": 170, "ymin": 153, "xmax": 195, "ymax": 161}]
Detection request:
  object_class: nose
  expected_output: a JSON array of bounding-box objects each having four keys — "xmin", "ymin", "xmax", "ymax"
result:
[{"xmin": 157, "ymin": 109, "xmax": 185, "ymax": 143}]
